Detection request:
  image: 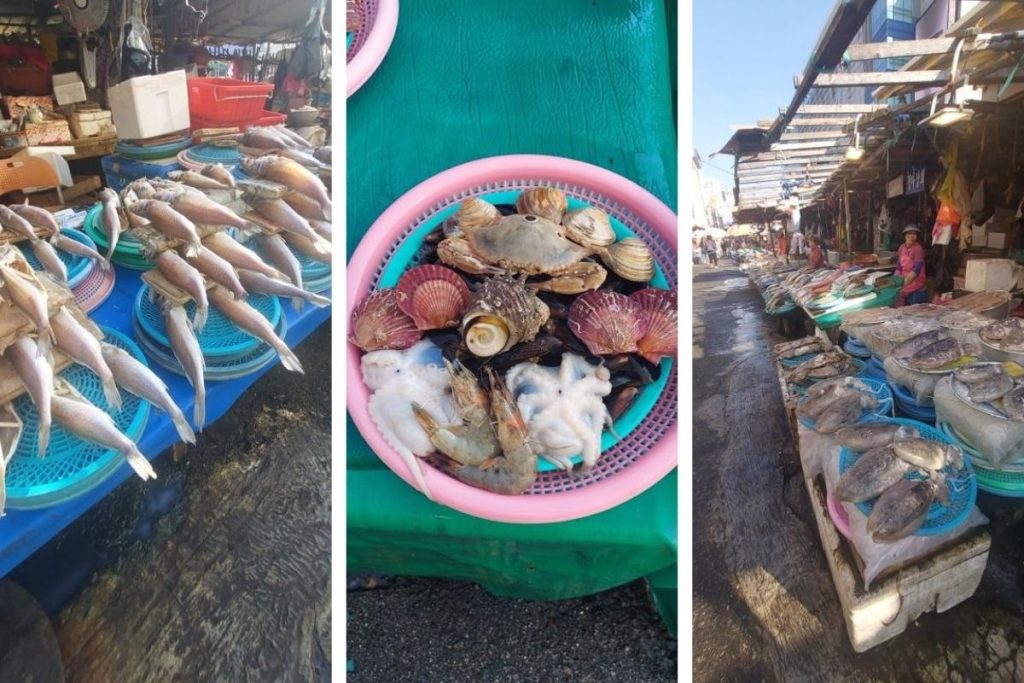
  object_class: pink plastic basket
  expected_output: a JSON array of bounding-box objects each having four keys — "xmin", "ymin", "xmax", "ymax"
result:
[
  {"xmin": 347, "ymin": 0, "xmax": 399, "ymax": 97},
  {"xmin": 347, "ymin": 154, "xmax": 678, "ymax": 523},
  {"xmin": 827, "ymin": 491, "xmax": 853, "ymax": 541}
]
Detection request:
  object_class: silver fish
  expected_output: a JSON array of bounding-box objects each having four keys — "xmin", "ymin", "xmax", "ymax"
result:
[
  {"xmin": 968, "ymin": 372, "xmax": 1014, "ymax": 403},
  {"xmin": 236, "ymin": 269, "xmax": 331, "ymax": 312},
  {"xmin": 50, "ymin": 232, "xmax": 110, "ymax": 271},
  {"xmin": 816, "ymin": 393, "xmax": 876, "ymax": 434},
  {"xmin": 0, "ymin": 205, "xmax": 37, "ymax": 241},
  {"xmin": 28, "ymin": 239, "xmax": 67, "ymax": 283},
  {"xmin": 0, "ymin": 263, "xmax": 53, "ymax": 360},
  {"xmin": 50, "ymin": 394, "xmax": 155, "ymax": 481},
  {"xmin": 835, "ymin": 445, "xmax": 915, "ymax": 503},
  {"xmin": 100, "ymin": 343, "xmax": 195, "ymax": 444},
  {"xmin": 4, "ymin": 336, "xmax": 52, "ymax": 456},
  {"xmin": 256, "ymin": 232, "xmax": 304, "ymax": 297},
  {"xmin": 51, "ymin": 307, "xmax": 121, "ymax": 410},
  {"xmin": 99, "ymin": 188, "xmax": 123, "ymax": 259},
  {"xmin": 202, "ymin": 232, "xmax": 283, "ymax": 280},
  {"xmin": 208, "ymin": 286, "xmax": 303, "ymax": 373},
  {"xmin": 892, "ymin": 330, "xmax": 943, "ymax": 361},
  {"xmin": 185, "ymin": 246, "xmax": 248, "ymax": 301},
  {"xmin": 835, "ymin": 423, "xmax": 919, "ymax": 451},
  {"xmin": 910, "ymin": 338, "xmax": 962, "ymax": 370},
  {"xmin": 866, "ymin": 478, "xmax": 939, "ymax": 542},
  {"xmin": 200, "ymin": 164, "xmax": 236, "ymax": 189},
  {"xmin": 953, "ymin": 363, "xmax": 1004, "ymax": 384},
  {"xmin": 162, "ymin": 302, "xmax": 206, "ymax": 429},
  {"xmin": 151, "ymin": 250, "xmax": 209, "ymax": 331},
  {"xmin": 10, "ymin": 203, "xmax": 59, "ymax": 234}
]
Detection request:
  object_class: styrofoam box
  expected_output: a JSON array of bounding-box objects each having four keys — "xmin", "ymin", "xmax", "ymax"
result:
[
  {"xmin": 988, "ymin": 232, "xmax": 1008, "ymax": 250},
  {"xmin": 107, "ymin": 70, "xmax": 190, "ymax": 141},
  {"xmin": 52, "ymin": 72, "xmax": 86, "ymax": 105},
  {"xmin": 965, "ymin": 258, "xmax": 1015, "ymax": 292},
  {"xmin": 972, "ymin": 221, "xmax": 987, "ymax": 246}
]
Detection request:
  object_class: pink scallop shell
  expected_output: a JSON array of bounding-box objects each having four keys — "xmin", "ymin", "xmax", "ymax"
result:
[
  {"xmin": 632, "ymin": 288, "xmax": 678, "ymax": 365},
  {"xmin": 568, "ymin": 290, "xmax": 648, "ymax": 355},
  {"xmin": 348, "ymin": 288, "xmax": 422, "ymax": 351},
  {"xmin": 395, "ymin": 264, "xmax": 471, "ymax": 330}
]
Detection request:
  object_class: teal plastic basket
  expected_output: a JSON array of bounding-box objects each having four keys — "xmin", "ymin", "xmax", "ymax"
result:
[
  {"xmin": 117, "ymin": 137, "xmax": 191, "ymax": 160},
  {"xmin": 838, "ymin": 417, "xmax": 976, "ymax": 536},
  {"xmin": 938, "ymin": 419, "xmax": 1024, "ymax": 497},
  {"xmin": 4, "ymin": 328, "xmax": 151, "ymax": 509},
  {"xmin": 19, "ymin": 229, "xmax": 93, "ymax": 286},
  {"xmin": 134, "ymin": 284, "xmax": 282, "ymax": 360},
  {"xmin": 375, "ymin": 189, "xmax": 673, "ymax": 473},
  {"xmin": 182, "ymin": 144, "xmax": 242, "ymax": 167},
  {"xmin": 797, "ymin": 377, "xmax": 894, "ymax": 430},
  {"xmin": 132, "ymin": 313, "xmax": 288, "ymax": 381}
]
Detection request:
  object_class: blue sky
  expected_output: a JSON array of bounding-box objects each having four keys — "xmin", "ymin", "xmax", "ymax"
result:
[{"xmin": 693, "ymin": 1, "xmax": 836, "ymax": 191}]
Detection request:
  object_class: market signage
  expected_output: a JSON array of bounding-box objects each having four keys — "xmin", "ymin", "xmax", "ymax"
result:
[
  {"xmin": 887, "ymin": 174, "xmax": 903, "ymax": 198},
  {"xmin": 905, "ymin": 164, "xmax": 926, "ymax": 195}
]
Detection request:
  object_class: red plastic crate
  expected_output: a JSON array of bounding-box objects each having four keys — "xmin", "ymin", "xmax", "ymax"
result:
[
  {"xmin": 190, "ymin": 110, "xmax": 286, "ymax": 131},
  {"xmin": 186, "ymin": 77, "xmax": 274, "ymax": 124}
]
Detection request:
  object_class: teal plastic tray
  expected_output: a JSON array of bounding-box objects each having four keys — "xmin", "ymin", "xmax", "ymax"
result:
[{"xmin": 5, "ymin": 328, "xmax": 151, "ymax": 509}]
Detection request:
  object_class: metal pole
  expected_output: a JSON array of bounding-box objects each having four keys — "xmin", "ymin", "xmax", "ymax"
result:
[{"xmin": 844, "ymin": 179, "xmax": 852, "ymax": 262}]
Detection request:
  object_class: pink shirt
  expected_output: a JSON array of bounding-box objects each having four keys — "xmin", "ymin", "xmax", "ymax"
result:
[{"xmin": 896, "ymin": 242, "xmax": 925, "ymax": 294}]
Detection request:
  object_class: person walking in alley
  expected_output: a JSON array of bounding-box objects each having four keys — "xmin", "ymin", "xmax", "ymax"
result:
[{"xmin": 702, "ymin": 233, "xmax": 718, "ymax": 266}]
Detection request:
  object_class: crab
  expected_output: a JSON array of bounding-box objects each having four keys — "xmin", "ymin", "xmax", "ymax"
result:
[{"xmin": 437, "ymin": 214, "xmax": 609, "ymax": 294}]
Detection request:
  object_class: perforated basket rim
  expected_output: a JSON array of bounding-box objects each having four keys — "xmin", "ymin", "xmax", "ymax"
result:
[
  {"xmin": 838, "ymin": 416, "xmax": 977, "ymax": 536},
  {"xmin": 347, "ymin": 0, "xmax": 399, "ymax": 97},
  {"xmin": 73, "ymin": 260, "xmax": 116, "ymax": 314},
  {"xmin": 346, "ymin": 154, "xmax": 678, "ymax": 523}
]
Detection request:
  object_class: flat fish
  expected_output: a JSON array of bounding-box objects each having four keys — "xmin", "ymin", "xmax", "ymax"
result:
[
  {"xmin": 835, "ymin": 423, "xmax": 919, "ymax": 451},
  {"xmin": 866, "ymin": 478, "xmax": 938, "ymax": 542},
  {"xmin": 968, "ymin": 372, "xmax": 1014, "ymax": 403},
  {"xmin": 892, "ymin": 330, "xmax": 943, "ymax": 361},
  {"xmin": 910, "ymin": 337, "xmax": 962, "ymax": 370},
  {"xmin": 954, "ymin": 364, "xmax": 1004, "ymax": 385},
  {"xmin": 835, "ymin": 445, "xmax": 915, "ymax": 503}
]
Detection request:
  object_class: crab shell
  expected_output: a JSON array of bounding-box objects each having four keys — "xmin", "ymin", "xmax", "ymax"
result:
[
  {"xmin": 455, "ymin": 214, "xmax": 597, "ymax": 275},
  {"xmin": 461, "ymin": 276, "xmax": 551, "ymax": 357}
]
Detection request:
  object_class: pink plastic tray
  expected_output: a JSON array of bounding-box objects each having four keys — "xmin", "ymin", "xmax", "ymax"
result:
[
  {"xmin": 827, "ymin": 492, "xmax": 854, "ymax": 541},
  {"xmin": 74, "ymin": 260, "xmax": 115, "ymax": 313},
  {"xmin": 347, "ymin": 154, "xmax": 678, "ymax": 523},
  {"xmin": 347, "ymin": 0, "xmax": 399, "ymax": 97}
]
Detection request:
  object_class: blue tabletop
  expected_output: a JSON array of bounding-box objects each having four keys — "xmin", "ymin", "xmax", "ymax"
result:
[{"xmin": 0, "ymin": 264, "xmax": 331, "ymax": 578}]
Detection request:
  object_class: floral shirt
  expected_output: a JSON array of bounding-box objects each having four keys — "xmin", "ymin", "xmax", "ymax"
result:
[{"xmin": 896, "ymin": 242, "xmax": 925, "ymax": 294}]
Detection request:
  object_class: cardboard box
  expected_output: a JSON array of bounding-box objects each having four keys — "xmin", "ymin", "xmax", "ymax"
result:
[
  {"xmin": 69, "ymin": 110, "xmax": 114, "ymax": 139},
  {"xmin": 2, "ymin": 95, "xmax": 54, "ymax": 119},
  {"xmin": 52, "ymin": 72, "xmax": 86, "ymax": 106},
  {"xmin": 988, "ymin": 233, "xmax": 1008, "ymax": 250},
  {"xmin": 23, "ymin": 119, "xmax": 72, "ymax": 145}
]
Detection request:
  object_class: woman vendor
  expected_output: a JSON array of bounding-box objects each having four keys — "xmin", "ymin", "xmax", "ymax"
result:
[
  {"xmin": 895, "ymin": 223, "xmax": 928, "ymax": 306},
  {"xmin": 807, "ymin": 235, "xmax": 825, "ymax": 269}
]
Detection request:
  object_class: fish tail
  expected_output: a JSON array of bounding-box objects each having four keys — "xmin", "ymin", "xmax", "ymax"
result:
[
  {"xmin": 36, "ymin": 331, "xmax": 54, "ymax": 364},
  {"xmin": 124, "ymin": 445, "xmax": 157, "ymax": 481},
  {"xmin": 105, "ymin": 243, "xmax": 116, "ymax": 261},
  {"xmin": 291, "ymin": 296, "xmax": 305, "ymax": 312},
  {"xmin": 102, "ymin": 376, "xmax": 123, "ymax": 411},
  {"xmin": 37, "ymin": 419, "xmax": 50, "ymax": 457},
  {"xmin": 194, "ymin": 386, "xmax": 206, "ymax": 429},
  {"xmin": 170, "ymin": 406, "xmax": 197, "ymax": 443},
  {"xmin": 313, "ymin": 237, "xmax": 331, "ymax": 255},
  {"xmin": 306, "ymin": 292, "xmax": 331, "ymax": 308},
  {"xmin": 184, "ymin": 243, "xmax": 201, "ymax": 259},
  {"xmin": 98, "ymin": 257, "xmax": 111, "ymax": 271},
  {"xmin": 193, "ymin": 305, "xmax": 208, "ymax": 332},
  {"xmin": 277, "ymin": 345, "xmax": 304, "ymax": 374}
]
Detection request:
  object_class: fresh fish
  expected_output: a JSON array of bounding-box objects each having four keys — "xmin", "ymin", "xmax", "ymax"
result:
[
  {"xmin": 0, "ymin": 263, "xmax": 53, "ymax": 360},
  {"xmin": 151, "ymin": 250, "xmax": 209, "ymax": 330},
  {"xmin": 777, "ymin": 339, "xmax": 825, "ymax": 360},
  {"xmin": 28, "ymin": 239, "xmax": 67, "ymax": 283},
  {"xmin": 892, "ymin": 330, "xmax": 943, "ymax": 361},
  {"xmin": 162, "ymin": 301, "xmax": 206, "ymax": 428},
  {"xmin": 51, "ymin": 307, "xmax": 120, "ymax": 410},
  {"xmin": 256, "ymin": 233, "xmax": 304, "ymax": 296},
  {"xmin": 208, "ymin": 286, "xmax": 303, "ymax": 373},
  {"xmin": 834, "ymin": 445, "xmax": 915, "ymax": 503},
  {"xmin": 835, "ymin": 423, "xmax": 919, "ymax": 451},
  {"xmin": 1002, "ymin": 386, "xmax": 1024, "ymax": 422},
  {"xmin": 50, "ymin": 232, "xmax": 110, "ymax": 271},
  {"xmin": 281, "ymin": 230, "xmax": 331, "ymax": 264},
  {"xmin": 99, "ymin": 188, "xmax": 123, "ymax": 258},
  {"xmin": 892, "ymin": 438, "xmax": 962, "ymax": 472},
  {"xmin": 100, "ymin": 342, "xmax": 195, "ymax": 444},
  {"xmin": 202, "ymin": 232, "xmax": 284, "ymax": 280},
  {"xmin": 251, "ymin": 198, "xmax": 331, "ymax": 253},
  {"xmin": 183, "ymin": 246, "xmax": 247, "ymax": 301},
  {"xmin": 167, "ymin": 170, "xmax": 231, "ymax": 191},
  {"xmin": 313, "ymin": 146, "xmax": 330, "ymax": 164},
  {"xmin": 806, "ymin": 376, "xmax": 870, "ymax": 401},
  {"xmin": 4, "ymin": 336, "xmax": 52, "ymax": 456},
  {"xmin": 273, "ymin": 124, "xmax": 314, "ymax": 150},
  {"xmin": 910, "ymin": 338, "xmax": 962, "ymax": 370},
  {"xmin": 797, "ymin": 385, "xmax": 860, "ymax": 420},
  {"xmin": 866, "ymin": 478, "xmax": 939, "ymax": 542},
  {"xmin": 816, "ymin": 393, "xmax": 876, "ymax": 434},
  {"xmin": 281, "ymin": 191, "xmax": 324, "ymax": 221},
  {"xmin": 953, "ymin": 364, "xmax": 1004, "ymax": 384},
  {"xmin": 10, "ymin": 203, "xmax": 59, "ymax": 235},
  {"xmin": 309, "ymin": 219, "xmax": 332, "ymax": 242},
  {"xmin": 277, "ymin": 147, "xmax": 329, "ymax": 171},
  {"xmin": 968, "ymin": 372, "xmax": 1014, "ymax": 403},
  {"xmin": 200, "ymin": 164, "xmax": 236, "ymax": 189},
  {"xmin": 242, "ymin": 126, "xmax": 292, "ymax": 149},
  {"xmin": 236, "ymin": 269, "xmax": 331, "ymax": 311},
  {"xmin": 243, "ymin": 156, "xmax": 331, "ymax": 218},
  {"xmin": 129, "ymin": 200, "xmax": 202, "ymax": 257},
  {"xmin": 50, "ymin": 394, "xmax": 155, "ymax": 480},
  {"xmin": 167, "ymin": 192, "xmax": 247, "ymax": 229},
  {"xmin": 0, "ymin": 205, "xmax": 38, "ymax": 241}
]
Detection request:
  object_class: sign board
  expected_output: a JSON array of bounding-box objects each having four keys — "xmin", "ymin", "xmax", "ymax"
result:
[
  {"xmin": 905, "ymin": 164, "xmax": 926, "ymax": 195},
  {"xmin": 887, "ymin": 174, "xmax": 904, "ymax": 198}
]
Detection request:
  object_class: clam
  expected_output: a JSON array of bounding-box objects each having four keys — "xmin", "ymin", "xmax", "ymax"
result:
[
  {"xmin": 515, "ymin": 187, "xmax": 567, "ymax": 224},
  {"xmin": 454, "ymin": 197, "xmax": 501, "ymax": 232},
  {"xmin": 568, "ymin": 290, "xmax": 648, "ymax": 356},
  {"xmin": 349, "ymin": 289, "xmax": 423, "ymax": 352},
  {"xmin": 562, "ymin": 207, "xmax": 616, "ymax": 247},
  {"xmin": 599, "ymin": 237, "xmax": 656, "ymax": 282},
  {"xmin": 396, "ymin": 264, "xmax": 471, "ymax": 330},
  {"xmin": 461, "ymin": 276, "xmax": 550, "ymax": 357},
  {"xmin": 632, "ymin": 288, "xmax": 678, "ymax": 364}
]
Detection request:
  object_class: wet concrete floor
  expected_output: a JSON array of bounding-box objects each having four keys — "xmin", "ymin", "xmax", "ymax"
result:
[{"xmin": 693, "ymin": 263, "xmax": 1024, "ymax": 682}]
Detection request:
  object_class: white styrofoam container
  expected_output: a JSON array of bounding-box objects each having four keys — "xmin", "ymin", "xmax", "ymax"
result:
[
  {"xmin": 972, "ymin": 222, "xmax": 987, "ymax": 246},
  {"xmin": 965, "ymin": 258, "xmax": 1015, "ymax": 292},
  {"xmin": 52, "ymin": 72, "xmax": 86, "ymax": 105},
  {"xmin": 988, "ymin": 233, "xmax": 1008, "ymax": 250},
  {"xmin": 106, "ymin": 70, "xmax": 190, "ymax": 140}
]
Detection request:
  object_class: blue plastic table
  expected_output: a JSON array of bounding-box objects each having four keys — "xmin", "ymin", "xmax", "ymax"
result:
[{"xmin": 0, "ymin": 264, "xmax": 331, "ymax": 578}]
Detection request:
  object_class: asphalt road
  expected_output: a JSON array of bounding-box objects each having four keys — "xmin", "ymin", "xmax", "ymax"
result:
[{"xmin": 693, "ymin": 262, "xmax": 1024, "ymax": 681}]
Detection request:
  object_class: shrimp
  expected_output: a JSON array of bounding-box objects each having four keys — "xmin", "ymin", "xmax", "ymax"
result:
[{"xmin": 411, "ymin": 359, "xmax": 499, "ymax": 468}]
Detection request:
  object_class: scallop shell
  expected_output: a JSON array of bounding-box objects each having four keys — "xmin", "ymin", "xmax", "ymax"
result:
[
  {"xmin": 568, "ymin": 291, "xmax": 648, "ymax": 356},
  {"xmin": 632, "ymin": 288, "xmax": 678, "ymax": 364},
  {"xmin": 349, "ymin": 289, "xmax": 423, "ymax": 352},
  {"xmin": 396, "ymin": 264, "xmax": 471, "ymax": 330},
  {"xmin": 562, "ymin": 207, "xmax": 616, "ymax": 247},
  {"xmin": 461, "ymin": 276, "xmax": 550, "ymax": 357},
  {"xmin": 515, "ymin": 187, "xmax": 568, "ymax": 224},
  {"xmin": 600, "ymin": 238, "xmax": 655, "ymax": 282},
  {"xmin": 454, "ymin": 197, "xmax": 501, "ymax": 231}
]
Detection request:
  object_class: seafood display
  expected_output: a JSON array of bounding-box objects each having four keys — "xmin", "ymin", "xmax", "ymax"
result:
[
  {"xmin": 748, "ymin": 261, "xmax": 900, "ymax": 317},
  {"xmin": 797, "ymin": 379, "xmax": 879, "ymax": 434},
  {"xmin": 350, "ymin": 187, "xmax": 676, "ymax": 496}
]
